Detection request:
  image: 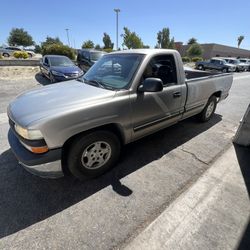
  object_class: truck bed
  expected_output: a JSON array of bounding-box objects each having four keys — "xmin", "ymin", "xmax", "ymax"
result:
[{"xmin": 185, "ymin": 68, "xmax": 223, "ymax": 80}]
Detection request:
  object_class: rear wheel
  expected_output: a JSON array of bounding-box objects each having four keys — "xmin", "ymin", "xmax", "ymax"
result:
[
  {"xmin": 3, "ymin": 53, "xmax": 10, "ymax": 57},
  {"xmin": 222, "ymin": 68, "xmax": 228, "ymax": 73},
  {"xmin": 67, "ymin": 131, "xmax": 121, "ymax": 180},
  {"xmin": 197, "ymin": 96, "xmax": 217, "ymax": 122}
]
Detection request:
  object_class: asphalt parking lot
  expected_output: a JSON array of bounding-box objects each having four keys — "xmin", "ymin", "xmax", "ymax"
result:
[{"xmin": 0, "ymin": 71, "xmax": 250, "ymax": 249}]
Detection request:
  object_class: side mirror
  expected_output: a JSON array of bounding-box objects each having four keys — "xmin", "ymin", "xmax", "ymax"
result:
[{"xmin": 138, "ymin": 78, "xmax": 163, "ymax": 92}]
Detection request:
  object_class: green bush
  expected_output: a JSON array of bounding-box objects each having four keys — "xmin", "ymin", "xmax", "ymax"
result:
[
  {"xmin": 0, "ymin": 54, "xmax": 3, "ymax": 59},
  {"xmin": 42, "ymin": 44, "xmax": 75, "ymax": 60},
  {"xmin": 13, "ymin": 51, "xmax": 29, "ymax": 59},
  {"xmin": 102, "ymin": 48, "xmax": 113, "ymax": 53},
  {"xmin": 192, "ymin": 57, "xmax": 203, "ymax": 62},
  {"xmin": 182, "ymin": 57, "xmax": 191, "ymax": 63}
]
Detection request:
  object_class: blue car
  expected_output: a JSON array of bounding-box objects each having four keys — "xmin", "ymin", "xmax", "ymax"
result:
[{"xmin": 40, "ymin": 55, "xmax": 84, "ymax": 83}]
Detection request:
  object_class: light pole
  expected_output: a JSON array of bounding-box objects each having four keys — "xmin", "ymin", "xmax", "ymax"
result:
[
  {"xmin": 114, "ymin": 8, "xmax": 120, "ymax": 50},
  {"xmin": 65, "ymin": 28, "xmax": 70, "ymax": 47}
]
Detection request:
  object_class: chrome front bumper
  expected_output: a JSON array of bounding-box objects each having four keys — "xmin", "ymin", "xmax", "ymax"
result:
[
  {"xmin": 20, "ymin": 160, "xmax": 64, "ymax": 179},
  {"xmin": 8, "ymin": 129, "xmax": 64, "ymax": 179}
]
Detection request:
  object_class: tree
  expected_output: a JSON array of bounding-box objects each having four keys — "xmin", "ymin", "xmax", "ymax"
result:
[
  {"xmin": 82, "ymin": 40, "xmax": 94, "ymax": 49},
  {"xmin": 157, "ymin": 27, "xmax": 175, "ymax": 49},
  {"xmin": 41, "ymin": 36, "xmax": 63, "ymax": 48},
  {"xmin": 103, "ymin": 33, "xmax": 114, "ymax": 49},
  {"xmin": 94, "ymin": 44, "xmax": 101, "ymax": 50},
  {"xmin": 8, "ymin": 28, "xmax": 34, "ymax": 47},
  {"xmin": 122, "ymin": 27, "xmax": 144, "ymax": 49},
  {"xmin": 237, "ymin": 35, "xmax": 244, "ymax": 48},
  {"xmin": 34, "ymin": 45, "xmax": 42, "ymax": 54},
  {"xmin": 187, "ymin": 37, "xmax": 197, "ymax": 45},
  {"xmin": 187, "ymin": 43, "xmax": 203, "ymax": 58}
]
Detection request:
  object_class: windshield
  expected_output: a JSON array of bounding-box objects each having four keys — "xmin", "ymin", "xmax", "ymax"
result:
[
  {"xmin": 49, "ymin": 57, "xmax": 74, "ymax": 67},
  {"xmin": 90, "ymin": 52, "xmax": 105, "ymax": 61},
  {"xmin": 81, "ymin": 54, "xmax": 144, "ymax": 90}
]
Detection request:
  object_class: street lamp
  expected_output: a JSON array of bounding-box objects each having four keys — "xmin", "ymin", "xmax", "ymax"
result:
[
  {"xmin": 65, "ymin": 28, "xmax": 70, "ymax": 47},
  {"xmin": 114, "ymin": 8, "xmax": 121, "ymax": 50}
]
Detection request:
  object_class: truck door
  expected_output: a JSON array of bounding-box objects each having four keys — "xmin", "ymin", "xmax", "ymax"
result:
[{"xmin": 131, "ymin": 54, "xmax": 186, "ymax": 139}]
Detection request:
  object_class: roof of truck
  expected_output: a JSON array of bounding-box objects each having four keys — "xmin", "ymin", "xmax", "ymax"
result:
[{"xmin": 110, "ymin": 49, "xmax": 177, "ymax": 55}]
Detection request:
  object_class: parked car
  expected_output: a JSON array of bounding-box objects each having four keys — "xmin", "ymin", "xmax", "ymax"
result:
[
  {"xmin": 223, "ymin": 58, "xmax": 248, "ymax": 72},
  {"xmin": 8, "ymin": 49, "xmax": 233, "ymax": 180},
  {"xmin": 196, "ymin": 58, "xmax": 236, "ymax": 72},
  {"xmin": 77, "ymin": 49, "xmax": 107, "ymax": 72},
  {"xmin": 40, "ymin": 55, "xmax": 83, "ymax": 83},
  {"xmin": 0, "ymin": 46, "xmax": 35, "ymax": 58},
  {"xmin": 239, "ymin": 58, "xmax": 250, "ymax": 71}
]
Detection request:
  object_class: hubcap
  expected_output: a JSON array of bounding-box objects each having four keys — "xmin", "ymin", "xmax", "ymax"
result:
[
  {"xmin": 81, "ymin": 141, "xmax": 112, "ymax": 170},
  {"xmin": 205, "ymin": 101, "xmax": 215, "ymax": 118}
]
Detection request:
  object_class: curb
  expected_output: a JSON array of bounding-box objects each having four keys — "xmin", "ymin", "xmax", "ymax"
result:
[{"xmin": 0, "ymin": 59, "xmax": 40, "ymax": 67}]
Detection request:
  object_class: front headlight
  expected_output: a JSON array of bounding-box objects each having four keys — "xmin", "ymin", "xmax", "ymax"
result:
[
  {"xmin": 51, "ymin": 70, "xmax": 64, "ymax": 76},
  {"xmin": 15, "ymin": 124, "xmax": 43, "ymax": 140}
]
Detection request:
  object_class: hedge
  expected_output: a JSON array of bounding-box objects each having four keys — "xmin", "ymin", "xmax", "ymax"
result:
[
  {"xmin": 192, "ymin": 57, "xmax": 203, "ymax": 62},
  {"xmin": 182, "ymin": 57, "xmax": 191, "ymax": 63},
  {"xmin": 42, "ymin": 44, "xmax": 75, "ymax": 60}
]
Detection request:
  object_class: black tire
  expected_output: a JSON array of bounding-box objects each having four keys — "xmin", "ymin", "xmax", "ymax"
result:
[
  {"xmin": 197, "ymin": 65, "xmax": 204, "ymax": 71},
  {"xmin": 67, "ymin": 130, "xmax": 121, "ymax": 180},
  {"xmin": 3, "ymin": 53, "xmax": 10, "ymax": 57},
  {"xmin": 28, "ymin": 53, "xmax": 32, "ymax": 58},
  {"xmin": 197, "ymin": 96, "xmax": 217, "ymax": 122},
  {"xmin": 222, "ymin": 68, "xmax": 228, "ymax": 73}
]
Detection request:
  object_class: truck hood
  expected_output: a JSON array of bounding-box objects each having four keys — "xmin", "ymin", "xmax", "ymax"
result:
[{"xmin": 8, "ymin": 80, "xmax": 116, "ymax": 127}]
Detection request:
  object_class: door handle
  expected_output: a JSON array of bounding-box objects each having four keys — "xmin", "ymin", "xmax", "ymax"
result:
[{"xmin": 173, "ymin": 92, "xmax": 181, "ymax": 98}]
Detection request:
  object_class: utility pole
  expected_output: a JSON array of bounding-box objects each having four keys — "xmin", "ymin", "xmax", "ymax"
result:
[
  {"xmin": 65, "ymin": 28, "xmax": 70, "ymax": 47},
  {"xmin": 114, "ymin": 9, "xmax": 121, "ymax": 50}
]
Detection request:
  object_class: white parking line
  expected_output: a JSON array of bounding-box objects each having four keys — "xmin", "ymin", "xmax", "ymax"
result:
[{"xmin": 0, "ymin": 113, "xmax": 8, "ymax": 125}]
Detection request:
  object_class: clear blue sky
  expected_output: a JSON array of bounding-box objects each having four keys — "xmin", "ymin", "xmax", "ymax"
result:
[{"xmin": 1, "ymin": 0, "xmax": 250, "ymax": 49}]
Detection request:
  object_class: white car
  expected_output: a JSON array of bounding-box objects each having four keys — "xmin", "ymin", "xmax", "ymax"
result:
[{"xmin": 0, "ymin": 46, "xmax": 35, "ymax": 58}]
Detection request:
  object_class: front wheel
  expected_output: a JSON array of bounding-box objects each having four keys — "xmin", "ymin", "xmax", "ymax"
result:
[
  {"xmin": 222, "ymin": 68, "xmax": 228, "ymax": 73},
  {"xmin": 49, "ymin": 73, "xmax": 56, "ymax": 83},
  {"xmin": 197, "ymin": 65, "xmax": 204, "ymax": 70},
  {"xmin": 197, "ymin": 96, "xmax": 217, "ymax": 122},
  {"xmin": 67, "ymin": 131, "xmax": 121, "ymax": 180}
]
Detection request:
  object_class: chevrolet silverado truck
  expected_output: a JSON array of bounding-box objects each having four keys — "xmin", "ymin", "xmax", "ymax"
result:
[{"xmin": 8, "ymin": 49, "xmax": 233, "ymax": 180}]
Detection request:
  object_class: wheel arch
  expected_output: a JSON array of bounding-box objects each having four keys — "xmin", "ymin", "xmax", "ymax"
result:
[{"xmin": 61, "ymin": 123, "xmax": 126, "ymax": 175}]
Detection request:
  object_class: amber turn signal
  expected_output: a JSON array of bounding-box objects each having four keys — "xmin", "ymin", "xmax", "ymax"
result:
[{"xmin": 31, "ymin": 146, "xmax": 49, "ymax": 154}]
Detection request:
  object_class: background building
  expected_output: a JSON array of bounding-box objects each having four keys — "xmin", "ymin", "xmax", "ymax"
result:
[{"xmin": 175, "ymin": 42, "xmax": 250, "ymax": 59}]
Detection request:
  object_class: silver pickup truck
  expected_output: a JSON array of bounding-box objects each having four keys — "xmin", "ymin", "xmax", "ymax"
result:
[{"xmin": 8, "ymin": 49, "xmax": 233, "ymax": 180}]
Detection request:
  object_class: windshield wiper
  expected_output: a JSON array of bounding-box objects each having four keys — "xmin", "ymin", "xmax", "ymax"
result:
[{"xmin": 84, "ymin": 79, "xmax": 115, "ymax": 90}]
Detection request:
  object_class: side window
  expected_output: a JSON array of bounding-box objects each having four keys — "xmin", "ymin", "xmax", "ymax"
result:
[
  {"xmin": 210, "ymin": 59, "xmax": 215, "ymax": 63},
  {"xmin": 44, "ymin": 57, "xmax": 49, "ymax": 65},
  {"xmin": 143, "ymin": 54, "xmax": 177, "ymax": 85},
  {"xmin": 83, "ymin": 51, "xmax": 89, "ymax": 60}
]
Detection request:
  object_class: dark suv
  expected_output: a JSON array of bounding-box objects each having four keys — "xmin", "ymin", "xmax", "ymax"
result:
[{"xmin": 77, "ymin": 49, "xmax": 107, "ymax": 72}]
